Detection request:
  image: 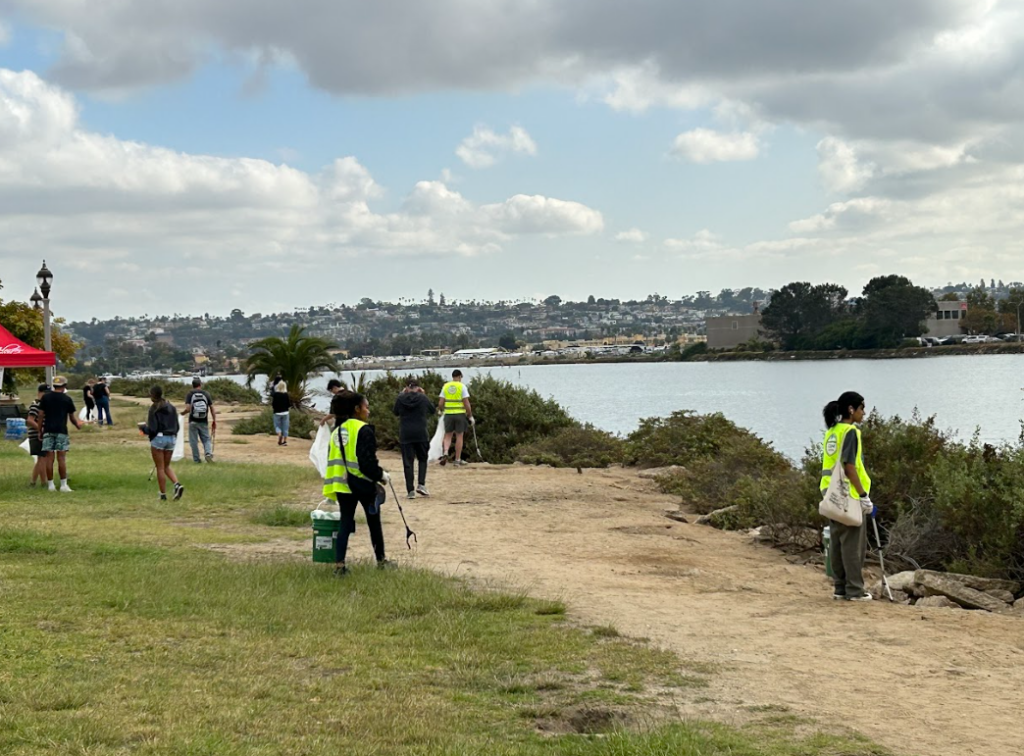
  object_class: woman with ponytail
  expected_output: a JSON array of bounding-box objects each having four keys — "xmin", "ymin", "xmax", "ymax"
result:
[{"xmin": 820, "ymin": 391, "xmax": 873, "ymax": 601}]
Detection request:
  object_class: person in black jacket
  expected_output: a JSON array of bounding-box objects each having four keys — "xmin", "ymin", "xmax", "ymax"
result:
[
  {"xmin": 330, "ymin": 390, "xmax": 393, "ymax": 574},
  {"xmin": 138, "ymin": 385, "xmax": 183, "ymax": 501},
  {"xmin": 271, "ymin": 380, "xmax": 291, "ymax": 446},
  {"xmin": 392, "ymin": 379, "xmax": 435, "ymax": 499}
]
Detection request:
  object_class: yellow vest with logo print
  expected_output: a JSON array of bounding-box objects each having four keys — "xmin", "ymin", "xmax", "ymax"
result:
[
  {"xmin": 441, "ymin": 381, "xmax": 467, "ymax": 414},
  {"xmin": 323, "ymin": 419, "xmax": 370, "ymax": 497},
  {"xmin": 820, "ymin": 422, "xmax": 871, "ymax": 499}
]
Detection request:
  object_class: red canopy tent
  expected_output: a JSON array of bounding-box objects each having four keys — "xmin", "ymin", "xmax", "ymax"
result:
[{"xmin": 0, "ymin": 322, "xmax": 56, "ymax": 391}]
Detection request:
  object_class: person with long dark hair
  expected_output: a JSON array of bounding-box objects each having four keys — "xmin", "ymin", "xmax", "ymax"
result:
[
  {"xmin": 322, "ymin": 390, "xmax": 393, "ymax": 575},
  {"xmin": 139, "ymin": 385, "xmax": 183, "ymax": 501},
  {"xmin": 820, "ymin": 391, "xmax": 874, "ymax": 601}
]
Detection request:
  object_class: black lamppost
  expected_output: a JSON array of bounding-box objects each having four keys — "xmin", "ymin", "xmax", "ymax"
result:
[
  {"xmin": 36, "ymin": 261, "xmax": 53, "ymax": 385},
  {"xmin": 30, "ymin": 288, "xmax": 42, "ymax": 311}
]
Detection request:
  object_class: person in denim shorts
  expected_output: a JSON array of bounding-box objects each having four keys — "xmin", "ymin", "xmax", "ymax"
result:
[
  {"xmin": 38, "ymin": 376, "xmax": 82, "ymax": 492},
  {"xmin": 139, "ymin": 385, "xmax": 184, "ymax": 501}
]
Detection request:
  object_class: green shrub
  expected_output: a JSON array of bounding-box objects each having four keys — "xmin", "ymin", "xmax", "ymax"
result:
[
  {"xmin": 232, "ymin": 407, "xmax": 317, "ymax": 439},
  {"xmin": 361, "ymin": 371, "xmax": 445, "ymax": 451},
  {"xmin": 201, "ymin": 378, "xmax": 262, "ymax": 404},
  {"xmin": 514, "ymin": 424, "xmax": 625, "ymax": 468},
  {"xmin": 679, "ymin": 342, "xmax": 707, "ymax": 361},
  {"xmin": 109, "ymin": 377, "xmax": 261, "ymax": 404},
  {"xmin": 465, "ymin": 375, "xmax": 578, "ymax": 464},
  {"xmin": 625, "ymin": 410, "xmax": 781, "ymax": 469}
]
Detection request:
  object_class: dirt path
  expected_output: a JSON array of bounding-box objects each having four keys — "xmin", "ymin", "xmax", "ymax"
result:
[{"xmin": 215, "ymin": 433, "xmax": 1024, "ymax": 756}]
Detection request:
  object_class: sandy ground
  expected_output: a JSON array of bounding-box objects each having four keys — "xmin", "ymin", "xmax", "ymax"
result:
[{"xmin": 205, "ymin": 428, "xmax": 1023, "ymax": 756}]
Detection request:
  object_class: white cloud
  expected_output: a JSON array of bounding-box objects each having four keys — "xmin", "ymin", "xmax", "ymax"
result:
[
  {"xmin": 0, "ymin": 20, "xmax": 10, "ymax": 47},
  {"xmin": 670, "ymin": 128, "xmax": 760, "ymax": 163},
  {"xmin": 0, "ymin": 69, "xmax": 602, "ymax": 313},
  {"xmin": 456, "ymin": 125, "xmax": 537, "ymax": 169},
  {"xmin": 816, "ymin": 137, "xmax": 875, "ymax": 194},
  {"xmin": 615, "ymin": 228, "xmax": 648, "ymax": 243}
]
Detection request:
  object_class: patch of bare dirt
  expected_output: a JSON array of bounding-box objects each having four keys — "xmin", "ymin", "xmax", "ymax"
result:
[{"xmin": 210, "ymin": 438, "xmax": 1024, "ymax": 756}]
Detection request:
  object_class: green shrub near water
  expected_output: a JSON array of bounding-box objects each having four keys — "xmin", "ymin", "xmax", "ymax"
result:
[
  {"xmin": 361, "ymin": 371, "xmax": 445, "ymax": 450},
  {"xmin": 110, "ymin": 377, "xmax": 261, "ymax": 404},
  {"xmin": 514, "ymin": 424, "xmax": 625, "ymax": 468},
  {"xmin": 466, "ymin": 374, "xmax": 578, "ymax": 463}
]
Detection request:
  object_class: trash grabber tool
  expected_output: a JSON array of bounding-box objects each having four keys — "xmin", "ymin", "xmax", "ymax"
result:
[
  {"xmin": 147, "ymin": 465, "xmax": 156, "ymax": 481},
  {"xmin": 387, "ymin": 479, "xmax": 418, "ymax": 549},
  {"xmin": 471, "ymin": 421, "xmax": 484, "ymax": 461},
  {"xmin": 872, "ymin": 517, "xmax": 894, "ymax": 602}
]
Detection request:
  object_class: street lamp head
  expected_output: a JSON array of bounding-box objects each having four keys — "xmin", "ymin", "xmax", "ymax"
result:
[
  {"xmin": 30, "ymin": 288, "xmax": 43, "ymax": 311},
  {"xmin": 36, "ymin": 260, "xmax": 52, "ymax": 298}
]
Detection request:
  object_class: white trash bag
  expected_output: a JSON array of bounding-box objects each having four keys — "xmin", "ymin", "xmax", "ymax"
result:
[
  {"xmin": 78, "ymin": 406, "xmax": 91, "ymax": 423},
  {"xmin": 172, "ymin": 426, "xmax": 185, "ymax": 462},
  {"xmin": 19, "ymin": 438, "xmax": 31, "ymax": 454},
  {"xmin": 428, "ymin": 419, "xmax": 446, "ymax": 464},
  {"xmin": 309, "ymin": 424, "xmax": 331, "ymax": 478}
]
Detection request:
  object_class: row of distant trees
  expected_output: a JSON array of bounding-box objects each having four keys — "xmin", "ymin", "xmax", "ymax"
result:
[{"xmin": 758, "ymin": 275, "xmax": 938, "ymax": 351}]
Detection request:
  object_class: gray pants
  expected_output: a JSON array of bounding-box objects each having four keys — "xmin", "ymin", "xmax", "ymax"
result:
[
  {"xmin": 829, "ymin": 519, "xmax": 868, "ymax": 597},
  {"xmin": 189, "ymin": 422, "xmax": 213, "ymax": 462}
]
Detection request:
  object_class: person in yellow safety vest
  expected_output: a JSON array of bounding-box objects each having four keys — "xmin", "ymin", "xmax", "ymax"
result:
[
  {"xmin": 820, "ymin": 390, "xmax": 874, "ymax": 602},
  {"xmin": 437, "ymin": 369, "xmax": 474, "ymax": 466},
  {"xmin": 322, "ymin": 390, "xmax": 394, "ymax": 575}
]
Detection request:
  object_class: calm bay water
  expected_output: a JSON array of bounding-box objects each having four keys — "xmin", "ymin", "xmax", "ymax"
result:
[{"xmin": 226, "ymin": 355, "xmax": 1024, "ymax": 461}]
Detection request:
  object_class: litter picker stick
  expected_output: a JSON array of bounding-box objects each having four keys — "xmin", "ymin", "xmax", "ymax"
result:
[
  {"xmin": 386, "ymin": 479, "xmax": 418, "ymax": 549},
  {"xmin": 872, "ymin": 517, "xmax": 895, "ymax": 602},
  {"xmin": 471, "ymin": 422, "xmax": 484, "ymax": 461}
]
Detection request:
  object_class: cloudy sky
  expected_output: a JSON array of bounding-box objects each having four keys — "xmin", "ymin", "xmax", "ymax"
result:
[{"xmin": 1, "ymin": 1, "xmax": 1024, "ymax": 320}]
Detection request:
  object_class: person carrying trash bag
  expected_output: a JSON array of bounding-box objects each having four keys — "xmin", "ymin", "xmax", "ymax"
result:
[
  {"xmin": 323, "ymin": 390, "xmax": 394, "ymax": 576},
  {"xmin": 437, "ymin": 369, "xmax": 474, "ymax": 466},
  {"xmin": 820, "ymin": 391, "xmax": 874, "ymax": 602}
]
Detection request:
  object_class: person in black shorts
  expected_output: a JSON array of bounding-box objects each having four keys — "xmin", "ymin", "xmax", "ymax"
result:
[
  {"xmin": 82, "ymin": 378, "xmax": 96, "ymax": 421},
  {"xmin": 25, "ymin": 383, "xmax": 48, "ymax": 486}
]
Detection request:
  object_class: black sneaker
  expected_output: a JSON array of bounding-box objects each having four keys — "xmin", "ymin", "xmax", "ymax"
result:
[
  {"xmin": 159, "ymin": 493, "xmax": 167, "ymax": 501},
  {"xmin": 173, "ymin": 483, "xmax": 184, "ymax": 501},
  {"xmin": 333, "ymin": 564, "xmax": 348, "ymax": 577}
]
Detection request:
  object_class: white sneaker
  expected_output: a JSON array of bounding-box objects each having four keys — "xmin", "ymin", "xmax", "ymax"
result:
[
  {"xmin": 846, "ymin": 593, "xmax": 873, "ymax": 602},
  {"xmin": 60, "ymin": 484, "xmax": 73, "ymax": 493},
  {"xmin": 416, "ymin": 485, "xmax": 430, "ymax": 497},
  {"xmin": 48, "ymin": 483, "xmax": 57, "ymax": 492},
  {"xmin": 407, "ymin": 491, "xmax": 416, "ymax": 500}
]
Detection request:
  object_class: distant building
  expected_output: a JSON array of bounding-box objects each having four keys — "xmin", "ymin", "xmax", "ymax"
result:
[
  {"xmin": 705, "ymin": 314, "xmax": 762, "ymax": 350},
  {"xmin": 924, "ymin": 300, "xmax": 966, "ymax": 338}
]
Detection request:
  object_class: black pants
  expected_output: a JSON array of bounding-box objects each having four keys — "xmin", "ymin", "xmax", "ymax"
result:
[
  {"xmin": 335, "ymin": 491, "xmax": 386, "ymax": 564},
  {"xmin": 84, "ymin": 399, "xmax": 95, "ymax": 420},
  {"xmin": 401, "ymin": 441, "xmax": 429, "ymax": 492}
]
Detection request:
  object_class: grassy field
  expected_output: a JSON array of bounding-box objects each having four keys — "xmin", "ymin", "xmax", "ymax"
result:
[{"xmin": 0, "ymin": 396, "xmax": 892, "ymax": 755}]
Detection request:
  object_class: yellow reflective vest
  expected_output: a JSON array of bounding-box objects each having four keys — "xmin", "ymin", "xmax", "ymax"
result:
[
  {"xmin": 323, "ymin": 419, "xmax": 370, "ymax": 497},
  {"xmin": 820, "ymin": 422, "xmax": 871, "ymax": 499},
  {"xmin": 441, "ymin": 381, "xmax": 467, "ymax": 414}
]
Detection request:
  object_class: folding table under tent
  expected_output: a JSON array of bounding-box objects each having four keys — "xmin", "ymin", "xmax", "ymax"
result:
[{"xmin": 0, "ymin": 322, "xmax": 57, "ymax": 391}]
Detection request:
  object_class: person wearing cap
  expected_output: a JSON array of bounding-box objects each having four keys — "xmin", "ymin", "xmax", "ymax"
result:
[
  {"xmin": 25, "ymin": 383, "xmax": 49, "ymax": 487},
  {"xmin": 320, "ymin": 378, "xmax": 344, "ymax": 426},
  {"xmin": 183, "ymin": 377, "xmax": 216, "ymax": 463},
  {"xmin": 393, "ymin": 379, "xmax": 435, "ymax": 498},
  {"xmin": 37, "ymin": 376, "xmax": 82, "ymax": 492}
]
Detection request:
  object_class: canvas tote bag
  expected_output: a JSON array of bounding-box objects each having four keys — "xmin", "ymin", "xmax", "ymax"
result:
[{"xmin": 819, "ymin": 458, "xmax": 863, "ymax": 526}]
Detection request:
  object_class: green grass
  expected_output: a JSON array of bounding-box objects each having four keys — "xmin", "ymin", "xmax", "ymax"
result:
[{"xmin": 0, "ymin": 403, "xmax": 894, "ymax": 755}]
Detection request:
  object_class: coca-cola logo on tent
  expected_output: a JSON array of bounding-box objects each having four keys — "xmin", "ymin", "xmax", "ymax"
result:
[{"xmin": 0, "ymin": 344, "xmax": 26, "ymax": 354}]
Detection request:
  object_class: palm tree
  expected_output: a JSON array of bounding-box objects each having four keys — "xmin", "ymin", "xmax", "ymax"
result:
[{"xmin": 244, "ymin": 325, "xmax": 339, "ymax": 407}]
